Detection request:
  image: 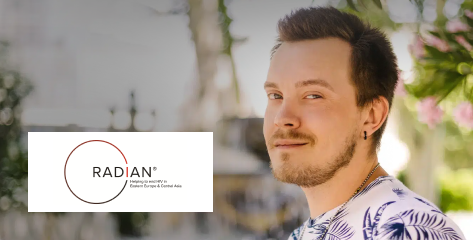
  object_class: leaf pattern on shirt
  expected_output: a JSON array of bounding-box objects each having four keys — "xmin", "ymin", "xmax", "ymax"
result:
[
  {"xmin": 308, "ymin": 214, "xmax": 329, "ymax": 236},
  {"xmin": 286, "ymin": 176, "xmax": 465, "ymax": 240},
  {"xmin": 306, "ymin": 206, "xmax": 355, "ymax": 240},
  {"xmin": 325, "ymin": 219, "xmax": 356, "ymax": 240},
  {"xmin": 377, "ymin": 209, "xmax": 463, "ymax": 240},
  {"xmin": 392, "ymin": 188, "xmax": 407, "ymax": 199},
  {"xmin": 352, "ymin": 176, "xmax": 394, "ymax": 201},
  {"xmin": 289, "ymin": 224, "xmax": 304, "ymax": 240},
  {"xmin": 414, "ymin": 197, "xmax": 447, "ymax": 216},
  {"xmin": 363, "ymin": 201, "xmax": 396, "ymax": 240}
]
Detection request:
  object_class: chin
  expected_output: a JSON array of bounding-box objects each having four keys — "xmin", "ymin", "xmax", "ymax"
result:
[
  {"xmin": 270, "ymin": 157, "xmax": 297, "ymax": 177},
  {"xmin": 269, "ymin": 154, "xmax": 332, "ymax": 187},
  {"xmin": 270, "ymin": 164, "xmax": 289, "ymax": 183},
  {"xmin": 270, "ymin": 162, "xmax": 303, "ymax": 185},
  {"xmin": 270, "ymin": 150, "xmax": 311, "ymax": 163}
]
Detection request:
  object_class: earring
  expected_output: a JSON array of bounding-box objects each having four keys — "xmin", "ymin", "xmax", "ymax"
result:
[{"xmin": 364, "ymin": 131, "xmax": 367, "ymax": 140}]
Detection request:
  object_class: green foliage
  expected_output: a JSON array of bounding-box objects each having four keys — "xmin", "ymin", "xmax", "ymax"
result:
[
  {"xmin": 443, "ymin": 119, "xmax": 473, "ymax": 169},
  {"xmin": 439, "ymin": 168, "xmax": 473, "ymax": 212},
  {"xmin": 339, "ymin": 0, "xmax": 473, "ymax": 212},
  {"xmin": 406, "ymin": 2, "xmax": 473, "ymax": 119},
  {"xmin": 408, "ymin": 69, "xmax": 464, "ymax": 103},
  {"xmin": 396, "ymin": 170, "xmax": 409, "ymax": 187},
  {"xmin": 0, "ymin": 41, "xmax": 33, "ymax": 211},
  {"xmin": 346, "ymin": 0, "xmax": 358, "ymax": 12},
  {"xmin": 344, "ymin": 0, "xmax": 424, "ymax": 22},
  {"xmin": 338, "ymin": 0, "xmax": 402, "ymax": 31},
  {"xmin": 397, "ymin": 168, "xmax": 473, "ymax": 212},
  {"xmin": 112, "ymin": 212, "xmax": 149, "ymax": 237}
]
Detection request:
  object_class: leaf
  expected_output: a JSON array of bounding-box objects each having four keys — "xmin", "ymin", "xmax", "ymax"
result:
[
  {"xmin": 414, "ymin": 197, "xmax": 447, "ymax": 216},
  {"xmin": 326, "ymin": 220, "xmax": 355, "ymax": 240},
  {"xmin": 379, "ymin": 210, "xmax": 463, "ymax": 240},
  {"xmin": 308, "ymin": 213, "xmax": 329, "ymax": 235},
  {"xmin": 424, "ymin": 45, "xmax": 450, "ymax": 59},
  {"xmin": 308, "ymin": 221, "xmax": 329, "ymax": 236},
  {"xmin": 464, "ymin": 75, "xmax": 473, "ymax": 102},
  {"xmin": 465, "ymin": 17, "xmax": 473, "ymax": 28},
  {"xmin": 443, "ymin": 32, "xmax": 458, "ymax": 43},
  {"xmin": 347, "ymin": 0, "xmax": 358, "ymax": 12},
  {"xmin": 363, "ymin": 208, "xmax": 373, "ymax": 240},
  {"xmin": 428, "ymin": 31, "xmax": 442, "ymax": 39},
  {"xmin": 372, "ymin": 0, "xmax": 383, "ymax": 9},
  {"xmin": 332, "ymin": 205, "xmax": 350, "ymax": 224},
  {"xmin": 352, "ymin": 176, "xmax": 394, "ymax": 200},
  {"xmin": 290, "ymin": 225, "xmax": 304, "ymax": 240},
  {"xmin": 392, "ymin": 188, "xmax": 407, "ymax": 198},
  {"xmin": 362, "ymin": 201, "xmax": 396, "ymax": 240},
  {"xmin": 436, "ymin": 75, "xmax": 464, "ymax": 103},
  {"xmin": 372, "ymin": 201, "xmax": 396, "ymax": 236},
  {"xmin": 408, "ymin": 69, "xmax": 463, "ymax": 101},
  {"xmin": 456, "ymin": 32, "xmax": 473, "ymax": 46}
]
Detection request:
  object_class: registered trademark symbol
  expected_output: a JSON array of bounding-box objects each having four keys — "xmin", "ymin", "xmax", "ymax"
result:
[{"xmin": 153, "ymin": 167, "xmax": 157, "ymax": 171}]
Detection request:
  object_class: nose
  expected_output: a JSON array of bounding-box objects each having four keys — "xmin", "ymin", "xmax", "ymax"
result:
[{"xmin": 274, "ymin": 103, "xmax": 301, "ymax": 129}]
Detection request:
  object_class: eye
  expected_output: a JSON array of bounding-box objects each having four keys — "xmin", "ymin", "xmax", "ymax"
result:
[
  {"xmin": 268, "ymin": 93, "xmax": 283, "ymax": 100},
  {"xmin": 305, "ymin": 94, "xmax": 322, "ymax": 99}
]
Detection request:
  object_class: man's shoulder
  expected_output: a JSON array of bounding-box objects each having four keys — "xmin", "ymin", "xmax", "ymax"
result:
[
  {"xmin": 353, "ymin": 177, "xmax": 466, "ymax": 239},
  {"xmin": 352, "ymin": 176, "xmax": 442, "ymax": 212},
  {"xmin": 286, "ymin": 177, "xmax": 466, "ymax": 240},
  {"xmin": 361, "ymin": 177, "xmax": 443, "ymax": 215},
  {"xmin": 367, "ymin": 194, "xmax": 466, "ymax": 239}
]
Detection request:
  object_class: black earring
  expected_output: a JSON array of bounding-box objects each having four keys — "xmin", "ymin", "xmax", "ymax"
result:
[{"xmin": 364, "ymin": 131, "xmax": 367, "ymax": 140}]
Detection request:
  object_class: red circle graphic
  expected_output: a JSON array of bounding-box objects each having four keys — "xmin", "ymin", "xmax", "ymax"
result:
[{"xmin": 64, "ymin": 140, "xmax": 128, "ymax": 204}]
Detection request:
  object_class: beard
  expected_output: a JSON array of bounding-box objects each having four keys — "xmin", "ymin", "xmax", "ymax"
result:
[{"xmin": 269, "ymin": 130, "xmax": 358, "ymax": 188}]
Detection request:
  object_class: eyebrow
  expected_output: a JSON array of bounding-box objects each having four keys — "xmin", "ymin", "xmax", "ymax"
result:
[
  {"xmin": 263, "ymin": 82, "xmax": 278, "ymax": 89},
  {"xmin": 264, "ymin": 79, "xmax": 334, "ymax": 91}
]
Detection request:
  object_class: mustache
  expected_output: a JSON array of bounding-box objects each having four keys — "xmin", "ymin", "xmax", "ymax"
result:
[{"xmin": 268, "ymin": 129, "xmax": 317, "ymax": 149}]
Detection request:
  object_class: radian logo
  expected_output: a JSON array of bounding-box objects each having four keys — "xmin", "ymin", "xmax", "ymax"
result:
[
  {"xmin": 64, "ymin": 140, "xmax": 155, "ymax": 204},
  {"xmin": 92, "ymin": 166, "xmax": 152, "ymax": 178}
]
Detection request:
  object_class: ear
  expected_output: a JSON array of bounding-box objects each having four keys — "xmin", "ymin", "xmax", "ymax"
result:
[{"xmin": 363, "ymin": 97, "xmax": 389, "ymax": 138}]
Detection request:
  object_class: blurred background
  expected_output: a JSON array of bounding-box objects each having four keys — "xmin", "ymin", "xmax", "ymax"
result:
[{"xmin": 0, "ymin": 0, "xmax": 472, "ymax": 239}]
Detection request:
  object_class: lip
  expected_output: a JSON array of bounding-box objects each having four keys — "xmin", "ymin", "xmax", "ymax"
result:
[
  {"xmin": 275, "ymin": 144, "xmax": 307, "ymax": 149},
  {"xmin": 274, "ymin": 140, "xmax": 309, "ymax": 149}
]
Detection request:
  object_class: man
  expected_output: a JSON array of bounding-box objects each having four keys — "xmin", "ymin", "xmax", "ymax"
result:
[{"xmin": 263, "ymin": 7, "xmax": 465, "ymax": 240}]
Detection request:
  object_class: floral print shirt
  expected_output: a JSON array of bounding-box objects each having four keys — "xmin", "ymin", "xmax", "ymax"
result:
[{"xmin": 288, "ymin": 176, "xmax": 466, "ymax": 240}]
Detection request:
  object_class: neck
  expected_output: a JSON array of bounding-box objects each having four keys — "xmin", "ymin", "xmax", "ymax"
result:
[{"xmin": 301, "ymin": 154, "xmax": 389, "ymax": 219}]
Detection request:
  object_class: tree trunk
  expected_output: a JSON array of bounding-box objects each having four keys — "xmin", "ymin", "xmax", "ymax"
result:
[
  {"xmin": 395, "ymin": 98, "xmax": 444, "ymax": 205},
  {"xmin": 180, "ymin": 0, "xmax": 223, "ymax": 132}
]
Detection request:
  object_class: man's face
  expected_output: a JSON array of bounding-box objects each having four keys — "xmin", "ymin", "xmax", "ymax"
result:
[{"xmin": 263, "ymin": 38, "xmax": 363, "ymax": 187}]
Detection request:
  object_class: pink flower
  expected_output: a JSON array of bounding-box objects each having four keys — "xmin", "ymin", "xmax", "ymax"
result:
[
  {"xmin": 395, "ymin": 71, "xmax": 407, "ymax": 97},
  {"xmin": 408, "ymin": 36, "xmax": 426, "ymax": 58},
  {"xmin": 417, "ymin": 97, "xmax": 444, "ymax": 129},
  {"xmin": 425, "ymin": 35, "xmax": 450, "ymax": 52},
  {"xmin": 455, "ymin": 35, "xmax": 473, "ymax": 51},
  {"xmin": 446, "ymin": 19, "xmax": 470, "ymax": 33},
  {"xmin": 465, "ymin": 10, "xmax": 473, "ymax": 19},
  {"xmin": 454, "ymin": 101, "xmax": 473, "ymax": 129}
]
